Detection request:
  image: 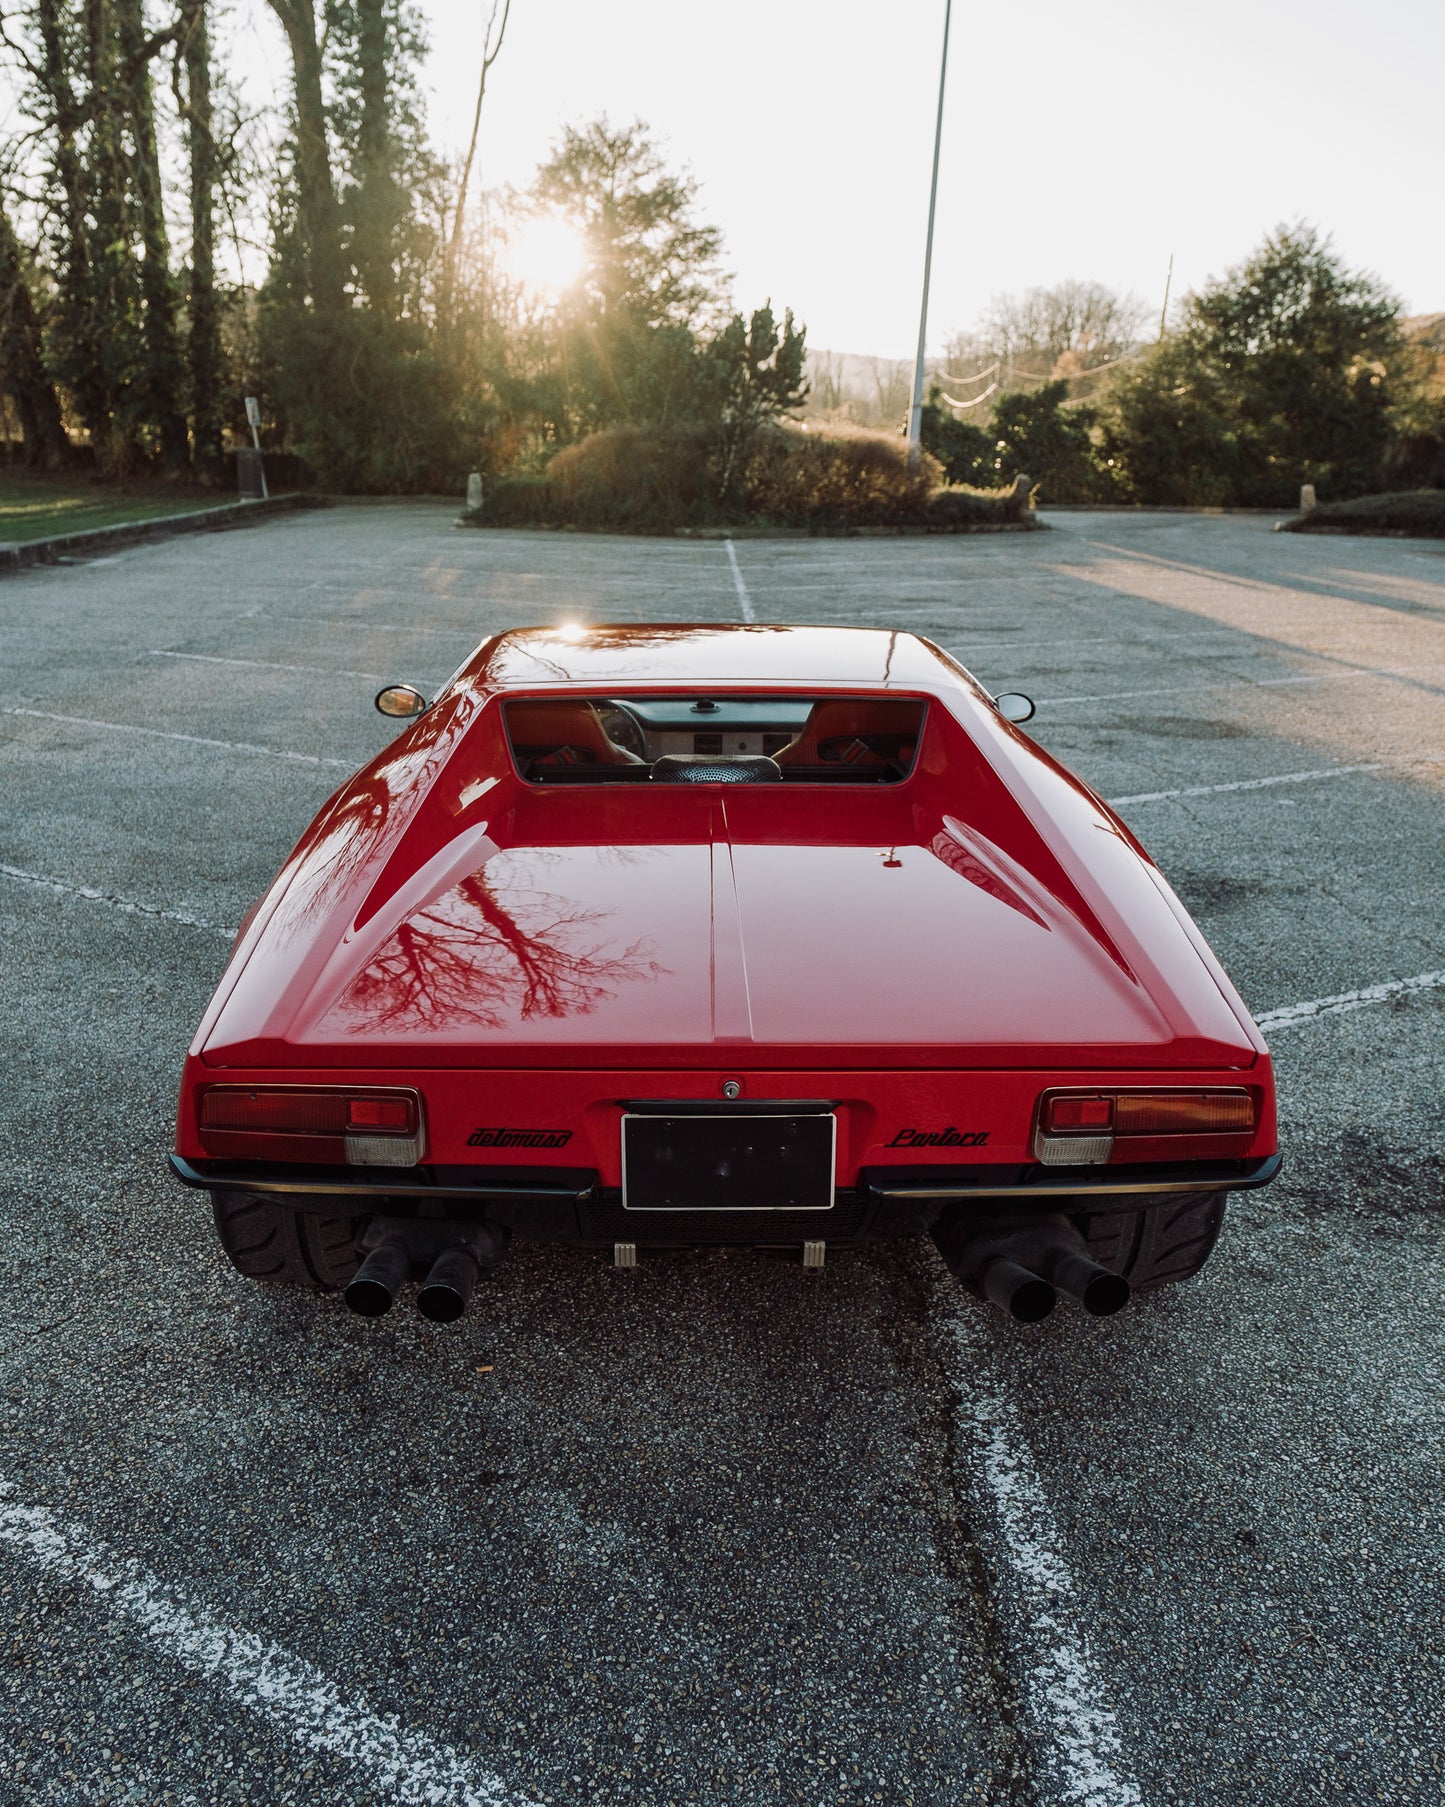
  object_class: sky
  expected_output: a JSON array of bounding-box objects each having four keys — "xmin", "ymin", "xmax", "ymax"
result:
[{"xmin": 231, "ymin": 0, "xmax": 1444, "ymax": 360}]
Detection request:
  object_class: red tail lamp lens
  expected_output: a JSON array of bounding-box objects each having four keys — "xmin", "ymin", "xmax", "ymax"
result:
[
  {"xmin": 198, "ymin": 1087, "xmax": 421, "ymax": 1162},
  {"xmin": 202, "ymin": 1089, "xmax": 346, "ymax": 1134},
  {"xmin": 1044, "ymin": 1095, "xmax": 1114, "ymax": 1133},
  {"xmin": 346, "ymin": 1096, "xmax": 414, "ymax": 1132},
  {"xmin": 201, "ymin": 1088, "xmax": 417, "ymax": 1136}
]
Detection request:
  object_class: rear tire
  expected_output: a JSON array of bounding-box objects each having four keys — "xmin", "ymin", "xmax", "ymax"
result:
[
  {"xmin": 210, "ymin": 1189, "xmax": 366, "ymax": 1291},
  {"xmin": 1075, "ymin": 1191, "xmax": 1227, "ymax": 1292}
]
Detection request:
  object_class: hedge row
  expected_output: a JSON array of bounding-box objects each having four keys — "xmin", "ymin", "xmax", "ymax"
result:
[{"xmin": 465, "ymin": 426, "xmax": 1034, "ymax": 535}]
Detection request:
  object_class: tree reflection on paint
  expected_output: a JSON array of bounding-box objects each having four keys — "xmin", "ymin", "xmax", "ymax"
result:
[{"xmin": 337, "ymin": 869, "xmax": 666, "ymax": 1030}]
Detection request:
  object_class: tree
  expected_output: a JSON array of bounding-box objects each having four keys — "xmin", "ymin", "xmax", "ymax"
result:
[
  {"xmin": 918, "ymin": 385, "xmax": 992, "ymax": 485},
  {"xmin": 117, "ymin": 0, "xmax": 192, "ymax": 471},
  {"xmin": 441, "ymin": 0, "xmax": 508, "ymax": 326},
  {"xmin": 0, "ymin": 197, "xmax": 72, "ymax": 467},
  {"xmin": 265, "ymin": 0, "xmax": 344, "ymax": 314},
  {"xmin": 989, "ymin": 381, "xmax": 1114, "ymax": 502},
  {"xmin": 178, "ymin": 0, "xmax": 225, "ymax": 474},
  {"xmin": 1111, "ymin": 223, "xmax": 1408, "ymax": 505},
  {"xmin": 700, "ymin": 303, "xmax": 807, "ymax": 498},
  {"xmin": 946, "ymin": 279, "xmax": 1146, "ymax": 405},
  {"xmin": 530, "ymin": 117, "xmax": 725, "ymax": 328},
  {"xmin": 496, "ymin": 118, "xmax": 731, "ymax": 447}
]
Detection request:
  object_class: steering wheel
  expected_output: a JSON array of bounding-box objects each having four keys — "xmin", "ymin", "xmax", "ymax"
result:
[{"xmin": 598, "ymin": 704, "xmax": 648, "ymax": 760}]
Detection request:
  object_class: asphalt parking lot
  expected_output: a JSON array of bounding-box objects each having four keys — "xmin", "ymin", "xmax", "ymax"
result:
[{"xmin": 0, "ymin": 503, "xmax": 1441, "ymax": 1807}]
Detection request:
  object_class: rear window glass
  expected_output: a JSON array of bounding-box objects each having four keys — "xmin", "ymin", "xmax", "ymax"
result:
[{"xmin": 503, "ymin": 695, "xmax": 927, "ymax": 785}]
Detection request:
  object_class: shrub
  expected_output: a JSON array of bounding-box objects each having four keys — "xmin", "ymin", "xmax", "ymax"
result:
[
  {"xmin": 740, "ymin": 425, "xmax": 940, "ymax": 528},
  {"xmin": 545, "ymin": 426, "xmax": 717, "ymax": 532},
  {"xmin": 480, "ymin": 475, "xmax": 562, "ymax": 526},
  {"xmin": 1279, "ymin": 490, "xmax": 1445, "ymax": 537},
  {"xmin": 927, "ymin": 480, "xmax": 1032, "ymax": 529},
  {"xmin": 467, "ymin": 421, "xmax": 1030, "ymax": 533}
]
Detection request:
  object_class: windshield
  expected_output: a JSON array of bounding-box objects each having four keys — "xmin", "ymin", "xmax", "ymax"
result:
[{"xmin": 502, "ymin": 694, "xmax": 927, "ymax": 785}]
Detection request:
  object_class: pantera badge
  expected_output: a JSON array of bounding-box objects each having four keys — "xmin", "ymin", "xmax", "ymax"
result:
[{"xmin": 887, "ymin": 1126, "xmax": 989, "ymax": 1148}]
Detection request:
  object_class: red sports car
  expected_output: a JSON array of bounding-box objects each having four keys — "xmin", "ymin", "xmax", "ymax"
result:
[{"xmin": 171, "ymin": 623, "xmax": 1279, "ymax": 1325}]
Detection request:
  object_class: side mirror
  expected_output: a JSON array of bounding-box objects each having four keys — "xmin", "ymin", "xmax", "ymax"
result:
[
  {"xmin": 993, "ymin": 692, "xmax": 1036, "ymax": 724},
  {"xmin": 375, "ymin": 684, "xmax": 428, "ymax": 720}
]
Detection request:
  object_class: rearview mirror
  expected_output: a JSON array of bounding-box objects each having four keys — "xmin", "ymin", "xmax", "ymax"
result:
[
  {"xmin": 993, "ymin": 692, "xmax": 1036, "ymax": 724},
  {"xmin": 375, "ymin": 684, "xmax": 428, "ymax": 720}
]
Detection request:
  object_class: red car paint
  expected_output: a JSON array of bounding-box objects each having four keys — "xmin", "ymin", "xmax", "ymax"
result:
[{"xmin": 174, "ymin": 624, "xmax": 1277, "ymax": 1219}]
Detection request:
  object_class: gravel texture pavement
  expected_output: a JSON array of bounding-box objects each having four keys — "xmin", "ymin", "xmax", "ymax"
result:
[{"xmin": 0, "ymin": 506, "xmax": 1441, "ymax": 1807}]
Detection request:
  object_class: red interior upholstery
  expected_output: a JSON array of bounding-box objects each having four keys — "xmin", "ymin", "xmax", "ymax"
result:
[
  {"xmin": 775, "ymin": 699, "xmax": 926, "ymax": 768},
  {"xmin": 505, "ymin": 701, "xmax": 643, "ymax": 765}
]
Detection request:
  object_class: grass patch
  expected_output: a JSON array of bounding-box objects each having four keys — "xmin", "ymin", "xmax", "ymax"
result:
[
  {"xmin": 0, "ymin": 472, "xmax": 229, "ymax": 544},
  {"xmin": 1281, "ymin": 490, "xmax": 1445, "ymax": 538}
]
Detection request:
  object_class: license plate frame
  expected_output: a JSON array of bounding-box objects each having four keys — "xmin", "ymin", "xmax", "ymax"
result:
[{"xmin": 620, "ymin": 1111, "xmax": 837, "ymax": 1213}]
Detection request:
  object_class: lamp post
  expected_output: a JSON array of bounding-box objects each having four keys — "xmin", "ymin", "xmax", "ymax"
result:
[{"xmin": 907, "ymin": 0, "xmax": 953, "ymax": 461}]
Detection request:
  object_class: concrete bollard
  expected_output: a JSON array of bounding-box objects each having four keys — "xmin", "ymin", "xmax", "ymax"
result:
[
  {"xmin": 1299, "ymin": 483, "xmax": 1316, "ymax": 514},
  {"xmin": 466, "ymin": 472, "xmax": 483, "ymax": 514}
]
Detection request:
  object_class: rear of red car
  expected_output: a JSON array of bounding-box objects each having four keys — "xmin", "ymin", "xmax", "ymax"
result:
[{"xmin": 172, "ymin": 625, "xmax": 1279, "ymax": 1323}]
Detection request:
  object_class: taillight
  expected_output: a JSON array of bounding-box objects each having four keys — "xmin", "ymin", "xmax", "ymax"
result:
[
  {"xmin": 1034, "ymin": 1088, "xmax": 1256, "ymax": 1166},
  {"xmin": 197, "ymin": 1087, "xmax": 423, "ymax": 1167}
]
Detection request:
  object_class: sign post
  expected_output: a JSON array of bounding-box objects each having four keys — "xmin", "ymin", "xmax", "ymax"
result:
[{"xmin": 242, "ymin": 396, "xmax": 269, "ymax": 501}]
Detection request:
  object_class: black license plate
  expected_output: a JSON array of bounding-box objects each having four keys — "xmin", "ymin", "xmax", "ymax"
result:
[{"xmin": 621, "ymin": 1113, "xmax": 836, "ymax": 1212}]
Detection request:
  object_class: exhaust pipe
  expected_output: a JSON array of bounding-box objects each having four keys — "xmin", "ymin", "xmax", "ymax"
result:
[
  {"xmin": 932, "ymin": 1211, "xmax": 1128, "ymax": 1321},
  {"xmin": 1039, "ymin": 1243, "xmax": 1130, "ymax": 1318},
  {"xmin": 346, "ymin": 1235, "xmax": 412, "ymax": 1317},
  {"xmin": 344, "ymin": 1217, "xmax": 508, "ymax": 1320},
  {"xmin": 977, "ymin": 1256, "xmax": 1057, "ymax": 1324},
  {"xmin": 417, "ymin": 1246, "xmax": 481, "ymax": 1323}
]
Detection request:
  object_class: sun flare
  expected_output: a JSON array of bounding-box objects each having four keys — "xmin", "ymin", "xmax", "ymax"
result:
[{"xmin": 509, "ymin": 215, "xmax": 587, "ymax": 296}]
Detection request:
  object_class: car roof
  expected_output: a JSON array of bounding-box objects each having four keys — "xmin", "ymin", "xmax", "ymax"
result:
[{"xmin": 471, "ymin": 623, "xmax": 965, "ymax": 691}]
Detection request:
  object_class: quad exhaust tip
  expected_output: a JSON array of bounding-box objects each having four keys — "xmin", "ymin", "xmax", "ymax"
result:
[
  {"xmin": 345, "ymin": 1218, "xmax": 507, "ymax": 1321},
  {"xmin": 932, "ymin": 1212, "xmax": 1130, "ymax": 1322}
]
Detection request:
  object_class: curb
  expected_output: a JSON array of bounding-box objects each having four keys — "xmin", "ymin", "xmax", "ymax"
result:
[
  {"xmin": 0, "ymin": 494, "xmax": 327, "ymax": 574},
  {"xmin": 456, "ymin": 517, "xmax": 1043, "ymax": 540}
]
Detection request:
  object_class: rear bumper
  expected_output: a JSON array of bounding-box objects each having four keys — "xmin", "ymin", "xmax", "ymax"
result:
[{"xmin": 169, "ymin": 1150, "xmax": 1281, "ymax": 1246}]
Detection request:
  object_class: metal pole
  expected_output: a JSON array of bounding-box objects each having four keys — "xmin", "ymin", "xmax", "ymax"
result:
[
  {"xmin": 1157, "ymin": 252, "xmax": 1174, "ymax": 340},
  {"xmin": 250, "ymin": 417, "xmax": 270, "ymax": 501},
  {"xmin": 907, "ymin": 0, "xmax": 953, "ymax": 460}
]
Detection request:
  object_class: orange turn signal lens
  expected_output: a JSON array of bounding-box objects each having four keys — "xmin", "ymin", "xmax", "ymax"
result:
[{"xmin": 1112, "ymin": 1090, "xmax": 1255, "ymax": 1136}]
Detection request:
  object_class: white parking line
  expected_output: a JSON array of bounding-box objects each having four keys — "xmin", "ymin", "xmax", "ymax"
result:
[
  {"xmin": 0, "ymin": 865, "xmax": 233, "ymax": 937},
  {"xmin": 1110, "ymin": 764, "xmax": 1382, "ymax": 806},
  {"xmin": 1041, "ymin": 671, "xmax": 1373, "ymax": 707},
  {"xmin": 252, "ymin": 612, "xmax": 482, "ymax": 637},
  {"xmin": 1256, "ymin": 970, "xmax": 1445, "ymax": 1032},
  {"xmin": 0, "ymin": 1487, "xmax": 536, "ymax": 1807},
  {"xmin": 1, "ymin": 707, "xmax": 355, "ymax": 769},
  {"xmin": 150, "ymin": 650, "xmax": 395, "ymax": 681},
  {"xmin": 945, "ymin": 1317, "xmax": 1144, "ymax": 1807},
  {"xmin": 725, "ymin": 540, "xmax": 756, "ymax": 622}
]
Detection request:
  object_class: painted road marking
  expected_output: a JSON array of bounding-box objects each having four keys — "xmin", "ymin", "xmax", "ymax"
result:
[
  {"xmin": 253, "ymin": 611, "xmax": 481, "ymax": 637},
  {"xmin": 945, "ymin": 1313, "xmax": 1144, "ymax": 1807},
  {"xmin": 1040, "ymin": 671, "xmax": 1373, "ymax": 707},
  {"xmin": 0, "ymin": 865, "xmax": 233, "ymax": 938},
  {"xmin": 725, "ymin": 539, "xmax": 756, "ymax": 622},
  {"xmin": 0, "ymin": 707, "xmax": 355, "ymax": 769},
  {"xmin": 1256, "ymin": 970, "xmax": 1445, "ymax": 1032},
  {"xmin": 150, "ymin": 650, "xmax": 395, "ymax": 680},
  {"xmin": 0, "ymin": 1487, "xmax": 536, "ymax": 1807},
  {"xmin": 1110, "ymin": 764, "xmax": 1383, "ymax": 805}
]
